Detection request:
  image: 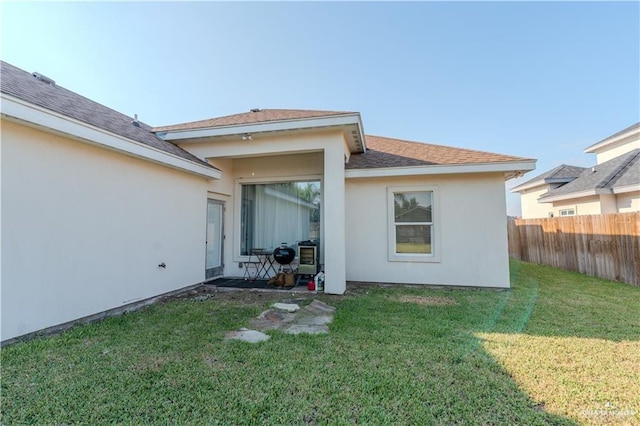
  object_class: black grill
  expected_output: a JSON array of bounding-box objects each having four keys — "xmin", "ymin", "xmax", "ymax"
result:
[{"xmin": 273, "ymin": 246, "xmax": 295, "ymax": 265}]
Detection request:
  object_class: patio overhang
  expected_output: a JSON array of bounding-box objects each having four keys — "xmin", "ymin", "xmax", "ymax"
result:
[{"xmin": 156, "ymin": 113, "xmax": 367, "ymax": 155}]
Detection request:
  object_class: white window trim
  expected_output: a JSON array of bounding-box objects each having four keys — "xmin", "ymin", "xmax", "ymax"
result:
[
  {"xmin": 232, "ymin": 175, "xmax": 323, "ymax": 263},
  {"xmin": 387, "ymin": 185, "xmax": 441, "ymax": 263},
  {"xmin": 559, "ymin": 207, "xmax": 577, "ymax": 217}
]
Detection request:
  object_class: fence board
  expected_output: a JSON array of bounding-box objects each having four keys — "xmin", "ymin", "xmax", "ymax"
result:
[{"xmin": 508, "ymin": 213, "xmax": 639, "ymax": 285}]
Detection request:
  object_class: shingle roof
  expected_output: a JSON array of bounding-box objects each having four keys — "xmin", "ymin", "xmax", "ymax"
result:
[
  {"xmin": 346, "ymin": 135, "xmax": 532, "ymax": 169},
  {"xmin": 539, "ymin": 149, "xmax": 640, "ymax": 199},
  {"xmin": 0, "ymin": 61, "xmax": 213, "ymax": 168},
  {"xmin": 153, "ymin": 109, "xmax": 355, "ymax": 132},
  {"xmin": 511, "ymin": 164, "xmax": 586, "ymax": 190}
]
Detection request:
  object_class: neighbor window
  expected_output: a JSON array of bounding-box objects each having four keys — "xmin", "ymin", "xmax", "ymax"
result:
[
  {"xmin": 388, "ymin": 186, "xmax": 439, "ymax": 262},
  {"xmin": 559, "ymin": 208, "xmax": 576, "ymax": 216},
  {"xmin": 240, "ymin": 181, "xmax": 320, "ymax": 256}
]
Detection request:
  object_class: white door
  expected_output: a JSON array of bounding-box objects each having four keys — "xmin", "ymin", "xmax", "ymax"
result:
[{"xmin": 206, "ymin": 200, "xmax": 224, "ymax": 279}]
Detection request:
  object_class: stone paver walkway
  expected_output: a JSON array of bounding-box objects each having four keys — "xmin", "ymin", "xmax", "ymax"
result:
[{"xmin": 225, "ymin": 299, "xmax": 336, "ymax": 343}]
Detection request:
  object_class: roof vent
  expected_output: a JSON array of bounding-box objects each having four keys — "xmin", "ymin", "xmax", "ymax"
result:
[
  {"xmin": 250, "ymin": 108, "xmax": 261, "ymax": 113},
  {"xmin": 32, "ymin": 72, "xmax": 55, "ymax": 86},
  {"xmin": 591, "ymin": 167, "xmax": 596, "ymax": 172},
  {"xmin": 131, "ymin": 114, "xmax": 140, "ymax": 127}
]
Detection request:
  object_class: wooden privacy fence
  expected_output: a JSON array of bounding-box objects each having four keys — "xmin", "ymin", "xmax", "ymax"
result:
[{"xmin": 508, "ymin": 213, "xmax": 639, "ymax": 285}]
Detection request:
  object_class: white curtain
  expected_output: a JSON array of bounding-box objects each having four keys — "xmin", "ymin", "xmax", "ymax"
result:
[
  {"xmin": 254, "ymin": 185, "xmax": 310, "ymax": 250},
  {"xmin": 242, "ymin": 183, "xmax": 319, "ymax": 253}
]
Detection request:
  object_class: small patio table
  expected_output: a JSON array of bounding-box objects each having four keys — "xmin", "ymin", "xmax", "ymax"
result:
[{"xmin": 250, "ymin": 249, "xmax": 278, "ymax": 279}]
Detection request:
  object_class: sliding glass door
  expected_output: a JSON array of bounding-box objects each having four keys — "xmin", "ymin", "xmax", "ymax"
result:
[{"xmin": 240, "ymin": 181, "xmax": 320, "ymax": 255}]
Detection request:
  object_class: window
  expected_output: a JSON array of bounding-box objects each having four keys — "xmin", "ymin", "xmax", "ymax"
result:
[
  {"xmin": 388, "ymin": 186, "xmax": 439, "ymax": 262},
  {"xmin": 240, "ymin": 181, "xmax": 320, "ymax": 256},
  {"xmin": 559, "ymin": 208, "xmax": 576, "ymax": 217}
]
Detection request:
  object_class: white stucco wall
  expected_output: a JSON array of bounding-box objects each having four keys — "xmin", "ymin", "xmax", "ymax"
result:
[
  {"xmin": 593, "ymin": 135, "xmax": 640, "ymax": 164},
  {"xmin": 1, "ymin": 121, "xmax": 210, "ymax": 341},
  {"xmin": 552, "ymin": 196, "xmax": 601, "ymax": 215},
  {"xmin": 599, "ymin": 194, "xmax": 618, "ymax": 214},
  {"xmin": 518, "ymin": 186, "xmax": 553, "ymax": 219},
  {"xmin": 345, "ymin": 173, "xmax": 511, "ymax": 288},
  {"xmin": 616, "ymin": 191, "xmax": 640, "ymax": 213}
]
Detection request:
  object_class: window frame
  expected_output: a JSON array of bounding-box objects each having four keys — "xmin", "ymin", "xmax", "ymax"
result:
[
  {"xmin": 559, "ymin": 207, "xmax": 576, "ymax": 217},
  {"xmin": 387, "ymin": 186, "xmax": 441, "ymax": 263}
]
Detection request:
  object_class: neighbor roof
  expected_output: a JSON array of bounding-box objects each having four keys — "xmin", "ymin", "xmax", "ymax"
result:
[
  {"xmin": 346, "ymin": 135, "xmax": 533, "ymax": 169},
  {"xmin": 510, "ymin": 164, "xmax": 586, "ymax": 192},
  {"xmin": 153, "ymin": 109, "xmax": 355, "ymax": 132},
  {"xmin": 539, "ymin": 149, "xmax": 640, "ymax": 201},
  {"xmin": 584, "ymin": 122, "xmax": 640, "ymax": 154},
  {"xmin": 0, "ymin": 61, "xmax": 212, "ymax": 168}
]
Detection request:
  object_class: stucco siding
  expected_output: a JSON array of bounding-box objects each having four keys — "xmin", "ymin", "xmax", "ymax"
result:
[
  {"xmin": 594, "ymin": 136, "xmax": 640, "ymax": 164},
  {"xmin": 519, "ymin": 186, "xmax": 553, "ymax": 219},
  {"xmin": 1, "ymin": 121, "xmax": 209, "ymax": 341},
  {"xmin": 345, "ymin": 173, "xmax": 510, "ymax": 288},
  {"xmin": 553, "ymin": 196, "xmax": 601, "ymax": 215},
  {"xmin": 616, "ymin": 191, "xmax": 640, "ymax": 213}
]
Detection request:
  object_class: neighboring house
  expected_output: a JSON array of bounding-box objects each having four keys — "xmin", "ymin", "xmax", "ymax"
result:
[
  {"xmin": 512, "ymin": 123, "xmax": 640, "ymax": 218},
  {"xmin": 1, "ymin": 61, "xmax": 535, "ymax": 342},
  {"xmin": 510, "ymin": 164, "xmax": 587, "ymax": 218}
]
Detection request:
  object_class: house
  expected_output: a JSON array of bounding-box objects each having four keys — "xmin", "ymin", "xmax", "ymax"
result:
[
  {"xmin": 1, "ymin": 61, "xmax": 535, "ymax": 342},
  {"xmin": 512, "ymin": 123, "xmax": 640, "ymax": 218}
]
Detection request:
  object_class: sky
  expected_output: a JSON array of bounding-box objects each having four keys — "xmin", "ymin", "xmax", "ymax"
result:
[{"xmin": 2, "ymin": 1, "xmax": 638, "ymax": 216}]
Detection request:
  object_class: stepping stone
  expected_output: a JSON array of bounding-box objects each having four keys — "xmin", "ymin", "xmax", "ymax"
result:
[
  {"xmin": 251, "ymin": 309, "xmax": 296, "ymax": 330},
  {"xmin": 225, "ymin": 328, "xmax": 270, "ymax": 343},
  {"xmin": 224, "ymin": 300, "xmax": 336, "ymax": 339},
  {"xmin": 295, "ymin": 314, "xmax": 333, "ymax": 326},
  {"xmin": 284, "ymin": 324, "xmax": 329, "ymax": 335},
  {"xmin": 272, "ymin": 302, "xmax": 300, "ymax": 313},
  {"xmin": 304, "ymin": 300, "xmax": 336, "ymax": 315}
]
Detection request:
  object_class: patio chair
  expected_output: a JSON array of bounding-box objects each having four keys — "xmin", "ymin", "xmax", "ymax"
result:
[{"xmin": 242, "ymin": 248, "xmax": 263, "ymax": 281}]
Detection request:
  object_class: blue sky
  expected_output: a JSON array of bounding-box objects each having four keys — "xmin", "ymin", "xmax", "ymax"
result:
[{"xmin": 2, "ymin": 1, "xmax": 638, "ymax": 215}]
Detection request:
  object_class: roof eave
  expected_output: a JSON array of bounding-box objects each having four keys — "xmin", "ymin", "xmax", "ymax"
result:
[
  {"xmin": 345, "ymin": 160, "xmax": 536, "ymax": 180},
  {"xmin": 612, "ymin": 184, "xmax": 640, "ymax": 194},
  {"xmin": 584, "ymin": 123, "xmax": 640, "ymax": 154},
  {"xmin": 538, "ymin": 188, "xmax": 609, "ymax": 203},
  {"xmin": 1, "ymin": 93, "xmax": 222, "ymax": 180},
  {"xmin": 156, "ymin": 113, "xmax": 366, "ymax": 154},
  {"xmin": 511, "ymin": 173, "xmax": 580, "ymax": 193},
  {"xmin": 511, "ymin": 179, "xmax": 547, "ymax": 193}
]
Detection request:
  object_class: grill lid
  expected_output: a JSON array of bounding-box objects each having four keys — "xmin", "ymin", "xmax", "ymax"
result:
[{"xmin": 273, "ymin": 246, "xmax": 296, "ymax": 264}]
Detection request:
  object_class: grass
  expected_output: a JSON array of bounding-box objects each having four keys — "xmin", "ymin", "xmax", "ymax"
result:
[{"xmin": 2, "ymin": 261, "xmax": 639, "ymax": 425}]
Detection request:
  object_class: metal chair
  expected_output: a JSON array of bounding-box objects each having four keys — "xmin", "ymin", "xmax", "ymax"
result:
[{"xmin": 242, "ymin": 249, "xmax": 262, "ymax": 281}]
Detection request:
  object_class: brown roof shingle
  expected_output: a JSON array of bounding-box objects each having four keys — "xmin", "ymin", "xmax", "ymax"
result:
[
  {"xmin": 347, "ymin": 135, "xmax": 532, "ymax": 169},
  {"xmin": 1, "ymin": 61, "xmax": 214, "ymax": 169},
  {"xmin": 153, "ymin": 109, "xmax": 355, "ymax": 132}
]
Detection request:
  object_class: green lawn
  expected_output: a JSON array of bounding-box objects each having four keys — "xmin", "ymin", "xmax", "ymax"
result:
[{"xmin": 2, "ymin": 261, "xmax": 638, "ymax": 424}]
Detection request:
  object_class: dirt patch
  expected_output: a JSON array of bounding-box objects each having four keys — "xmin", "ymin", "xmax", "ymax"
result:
[
  {"xmin": 133, "ymin": 356, "xmax": 168, "ymax": 372},
  {"xmin": 167, "ymin": 287, "xmax": 290, "ymax": 306},
  {"xmin": 397, "ymin": 295, "xmax": 459, "ymax": 306}
]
